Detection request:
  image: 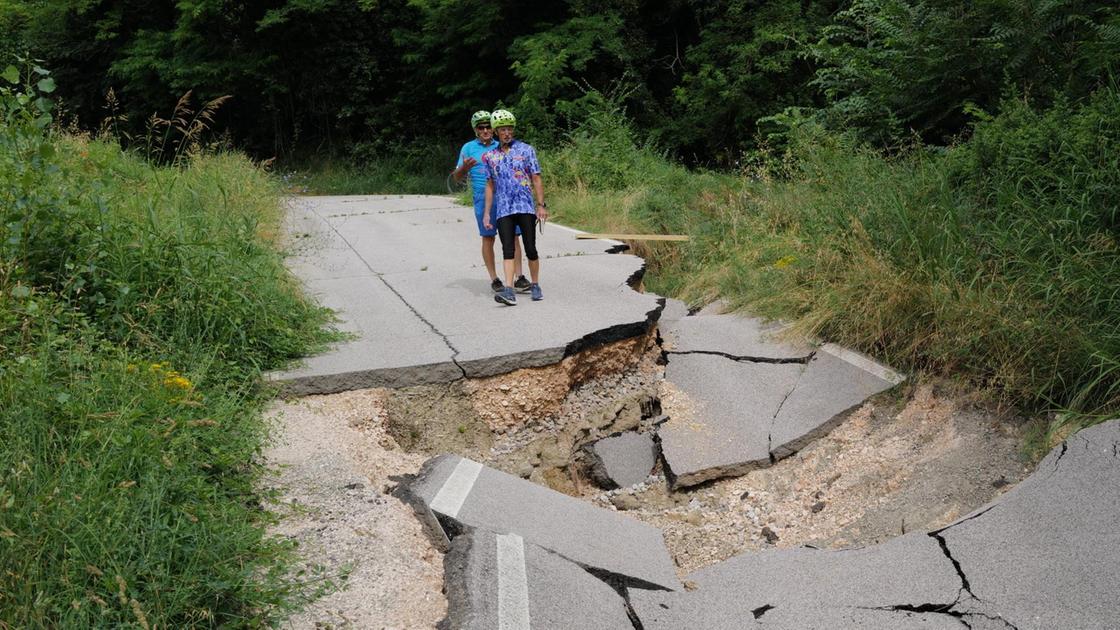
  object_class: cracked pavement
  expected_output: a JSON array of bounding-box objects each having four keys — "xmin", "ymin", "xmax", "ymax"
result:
[
  {"xmin": 658, "ymin": 305, "xmax": 905, "ymax": 487},
  {"xmin": 269, "ymin": 195, "xmax": 663, "ymax": 393},
  {"xmin": 411, "ymin": 419, "xmax": 1119, "ymax": 629}
]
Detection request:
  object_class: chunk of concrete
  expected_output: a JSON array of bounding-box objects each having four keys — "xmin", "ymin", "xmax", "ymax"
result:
[
  {"xmin": 658, "ymin": 354, "xmax": 804, "ymax": 487},
  {"xmin": 630, "ymin": 533, "xmax": 962, "ymax": 629},
  {"xmin": 271, "ymin": 196, "xmax": 664, "ymax": 394},
  {"xmin": 657, "ymin": 298, "xmax": 691, "ymax": 327},
  {"xmin": 662, "ymin": 313, "xmax": 813, "ymax": 360},
  {"xmin": 386, "ymin": 254, "xmax": 661, "ymax": 378},
  {"xmin": 586, "ymin": 432, "xmax": 658, "ymax": 489},
  {"xmin": 769, "ymin": 343, "xmax": 904, "ymax": 459},
  {"xmin": 267, "ymin": 275, "xmax": 461, "ymax": 393},
  {"xmin": 443, "ymin": 528, "xmax": 634, "ymax": 630},
  {"xmin": 407, "ymin": 455, "xmax": 679, "ymax": 590},
  {"xmin": 937, "ymin": 419, "xmax": 1120, "ymax": 629}
]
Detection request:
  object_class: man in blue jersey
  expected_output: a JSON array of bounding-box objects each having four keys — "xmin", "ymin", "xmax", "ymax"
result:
[
  {"xmin": 452, "ymin": 110, "xmax": 528, "ymax": 293},
  {"xmin": 482, "ymin": 109, "xmax": 547, "ymax": 306}
]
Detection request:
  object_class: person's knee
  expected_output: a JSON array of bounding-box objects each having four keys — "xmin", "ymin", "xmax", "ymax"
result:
[{"xmin": 524, "ymin": 242, "xmax": 539, "ymax": 261}]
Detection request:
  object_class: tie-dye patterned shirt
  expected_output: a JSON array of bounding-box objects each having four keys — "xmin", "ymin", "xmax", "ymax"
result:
[{"xmin": 483, "ymin": 139, "xmax": 541, "ymax": 220}]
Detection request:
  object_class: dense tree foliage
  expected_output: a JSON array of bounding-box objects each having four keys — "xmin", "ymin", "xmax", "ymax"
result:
[{"xmin": 3, "ymin": 0, "xmax": 1118, "ymax": 161}]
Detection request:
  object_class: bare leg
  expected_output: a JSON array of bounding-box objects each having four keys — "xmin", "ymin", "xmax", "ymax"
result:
[
  {"xmin": 503, "ymin": 258, "xmax": 516, "ymax": 288},
  {"xmin": 528, "ymin": 258, "xmax": 540, "ymax": 284},
  {"xmin": 481, "ymin": 236, "xmax": 498, "ymax": 280},
  {"xmin": 513, "ymin": 239, "xmax": 524, "ymax": 277}
]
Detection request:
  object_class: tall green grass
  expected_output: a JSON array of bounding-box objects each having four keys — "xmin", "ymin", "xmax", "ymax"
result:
[
  {"xmin": 546, "ymin": 87, "xmax": 1120, "ymax": 450},
  {"xmin": 2, "ymin": 68, "xmax": 335, "ymax": 626}
]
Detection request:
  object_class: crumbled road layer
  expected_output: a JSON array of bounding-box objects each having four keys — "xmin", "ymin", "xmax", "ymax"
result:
[
  {"xmin": 586, "ymin": 381, "xmax": 1031, "ymax": 575},
  {"xmin": 264, "ymin": 389, "xmax": 445, "ymax": 629},
  {"xmin": 383, "ymin": 332, "xmax": 666, "ymax": 496}
]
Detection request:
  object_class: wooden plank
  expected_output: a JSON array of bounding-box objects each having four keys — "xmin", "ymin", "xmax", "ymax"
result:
[{"xmin": 573, "ymin": 233, "xmax": 690, "ymax": 242}]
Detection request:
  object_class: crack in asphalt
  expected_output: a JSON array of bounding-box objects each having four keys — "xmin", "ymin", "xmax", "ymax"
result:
[
  {"xmin": 766, "ymin": 357, "xmax": 812, "ymax": 460},
  {"xmin": 1053, "ymin": 441, "xmax": 1068, "ymax": 472},
  {"xmin": 929, "ymin": 532, "xmax": 977, "ymax": 601},
  {"xmin": 867, "ymin": 602, "xmax": 967, "ymax": 624},
  {"xmin": 664, "ymin": 349, "xmax": 814, "ymax": 365},
  {"xmin": 308, "ymin": 202, "xmax": 469, "ymax": 378},
  {"xmin": 751, "ymin": 604, "xmax": 775, "ymax": 619}
]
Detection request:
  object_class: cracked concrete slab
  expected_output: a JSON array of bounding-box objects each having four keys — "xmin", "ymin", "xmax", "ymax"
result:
[
  {"xmin": 407, "ymin": 454, "xmax": 680, "ymax": 590},
  {"xmin": 657, "ymin": 297, "xmax": 691, "ymax": 328},
  {"xmin": 586, "ymin": 431, "xmax": 658, "ymax": 489},
  {"xmin": 267, "ymin": 275, "xmax": 461, "ymax": 394},
  {"xmin": 629, "ymin": 533, "xmax": 962, "ymax": 629},
  {"xmin": 443, "ymin": 528, "xmax": 634, "ymax": 630},
  {"xmin": 270, "ymin": 196, "xmax": 662, "ymax": 393},
  {"xmin": 769, "ymin": 343, "xmax": 904, "ymax": 459},
  {"xmin": 937, "ymin": 419, "xmax": 1120, "ymax": 630},
  {"xmin": 662, "ymin": 313, "xmax": 814, "ymax": 360},
  {"xmin": 387, "ymin": 254, "xmax": 661, "ymax": 378},
  {"xmin": 658, "ymin": 354, "xmax": 804, "ymax": 487}
]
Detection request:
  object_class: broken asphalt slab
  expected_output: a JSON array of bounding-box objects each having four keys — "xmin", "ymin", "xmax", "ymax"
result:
[
  {"xmin": 628, "ymin": 419, "xmax": 1120, "ymax": 629},
  {"xmin": 406, "ymin": 454, "xmax": 680, "ymax": 590},
  {"xmin": 269, "ymin": 196, "xmax": 662, "ymax": 393},
  {"xmin": 659, "ymin": 354, "xmax": 804, "ymax": 486},
  {"xmin": 443, "ymin": 528, "xmax": 634, "ymax": 630},
  {"xmin": 769, "ymin": 343, "xmax": 904, "ymax": 459},
  {"xmin": 661, "ymin": 312, "xmax": 814, "ymax": 360},
  {"xmin": 936, "ymin": 418, "xmax": 1120, "ymax": 629},
  {"xmin": 387, "ymin": 254, "xmax": 660, "ymax": 378},
  {"xmin": 628, "ymin": 532, "xmax": 962, "ymax": 629},
  {"xmin": 585, "ymin": 431, "xmax": 658, "ymax": 489},
  {"xmin": 659, "ymin": 324, "xmax": 902, "ymax": 487}
]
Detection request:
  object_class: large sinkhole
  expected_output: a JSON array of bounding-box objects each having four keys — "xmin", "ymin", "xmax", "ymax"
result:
[
  {"xmin": 381, "ymin": 327, "xmax": 1030, "ymax": 575},
  {"xmin": 384, "ymin": 331, "xmax": 669, "ymax": 497}
]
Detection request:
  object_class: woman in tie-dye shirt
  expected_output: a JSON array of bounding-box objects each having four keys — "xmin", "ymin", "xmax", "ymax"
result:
[{"xmin": 482, "ymin": 109, "xmax": 548, "ymax": 306}]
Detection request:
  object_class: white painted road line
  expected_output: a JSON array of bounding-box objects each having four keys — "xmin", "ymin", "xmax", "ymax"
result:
[
  {"xmin": 429, "ymin": 458, "xmax": 483, "ymax": 519},
  {"xmin": 821, "ymin": 343, "xmax": 905, "ymax": 384},
  {"xmin": 496, "ymin": 532, "xmax": 531, "ymax": 630}
]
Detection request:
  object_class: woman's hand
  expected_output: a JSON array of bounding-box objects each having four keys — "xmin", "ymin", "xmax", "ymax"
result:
[
  {"xmin": 536, "ymin": 203, "xmax": 549, "ymax": 222},
  {"xmin": 483, "ymin": 212, "xmax": 493, "ymax": 230}
]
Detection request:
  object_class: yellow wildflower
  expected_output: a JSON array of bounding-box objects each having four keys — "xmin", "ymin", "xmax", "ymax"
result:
[{"xmin": 163, "ymin": 375, "xmax": 193, "ymax": 391}]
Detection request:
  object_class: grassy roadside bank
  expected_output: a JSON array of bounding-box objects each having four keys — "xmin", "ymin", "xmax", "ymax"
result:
[{"xmin": 1, "ymin": 72, "xmax": 335, "ymax": 626}]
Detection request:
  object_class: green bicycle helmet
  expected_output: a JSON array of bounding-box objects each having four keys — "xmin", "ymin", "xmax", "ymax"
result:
[
  {"xmin": 490, "ymin": 109, "xmax": 516, "ymax": 128},
  {"xmin": 470, "ymin": 110, "xmax": 491, "ymax": 127}
]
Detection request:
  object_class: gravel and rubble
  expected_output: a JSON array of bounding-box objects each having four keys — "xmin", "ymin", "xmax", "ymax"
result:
[
  {"xmin": 264, "ymin": 389, "xmax": 446, "ymax": 629},
  {"xmin": 581, "ymin": 381, "xmax": 1031, "ymax": 575}
]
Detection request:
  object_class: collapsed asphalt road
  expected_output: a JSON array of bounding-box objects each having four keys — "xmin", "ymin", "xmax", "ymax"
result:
[
  {"xmin": 272, "ymin": 196, "xmax": 1119, "ymax": 629},
  {"xmin": 408, "ymin": 420, "xmax": 1119, "ymax": 630}
]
